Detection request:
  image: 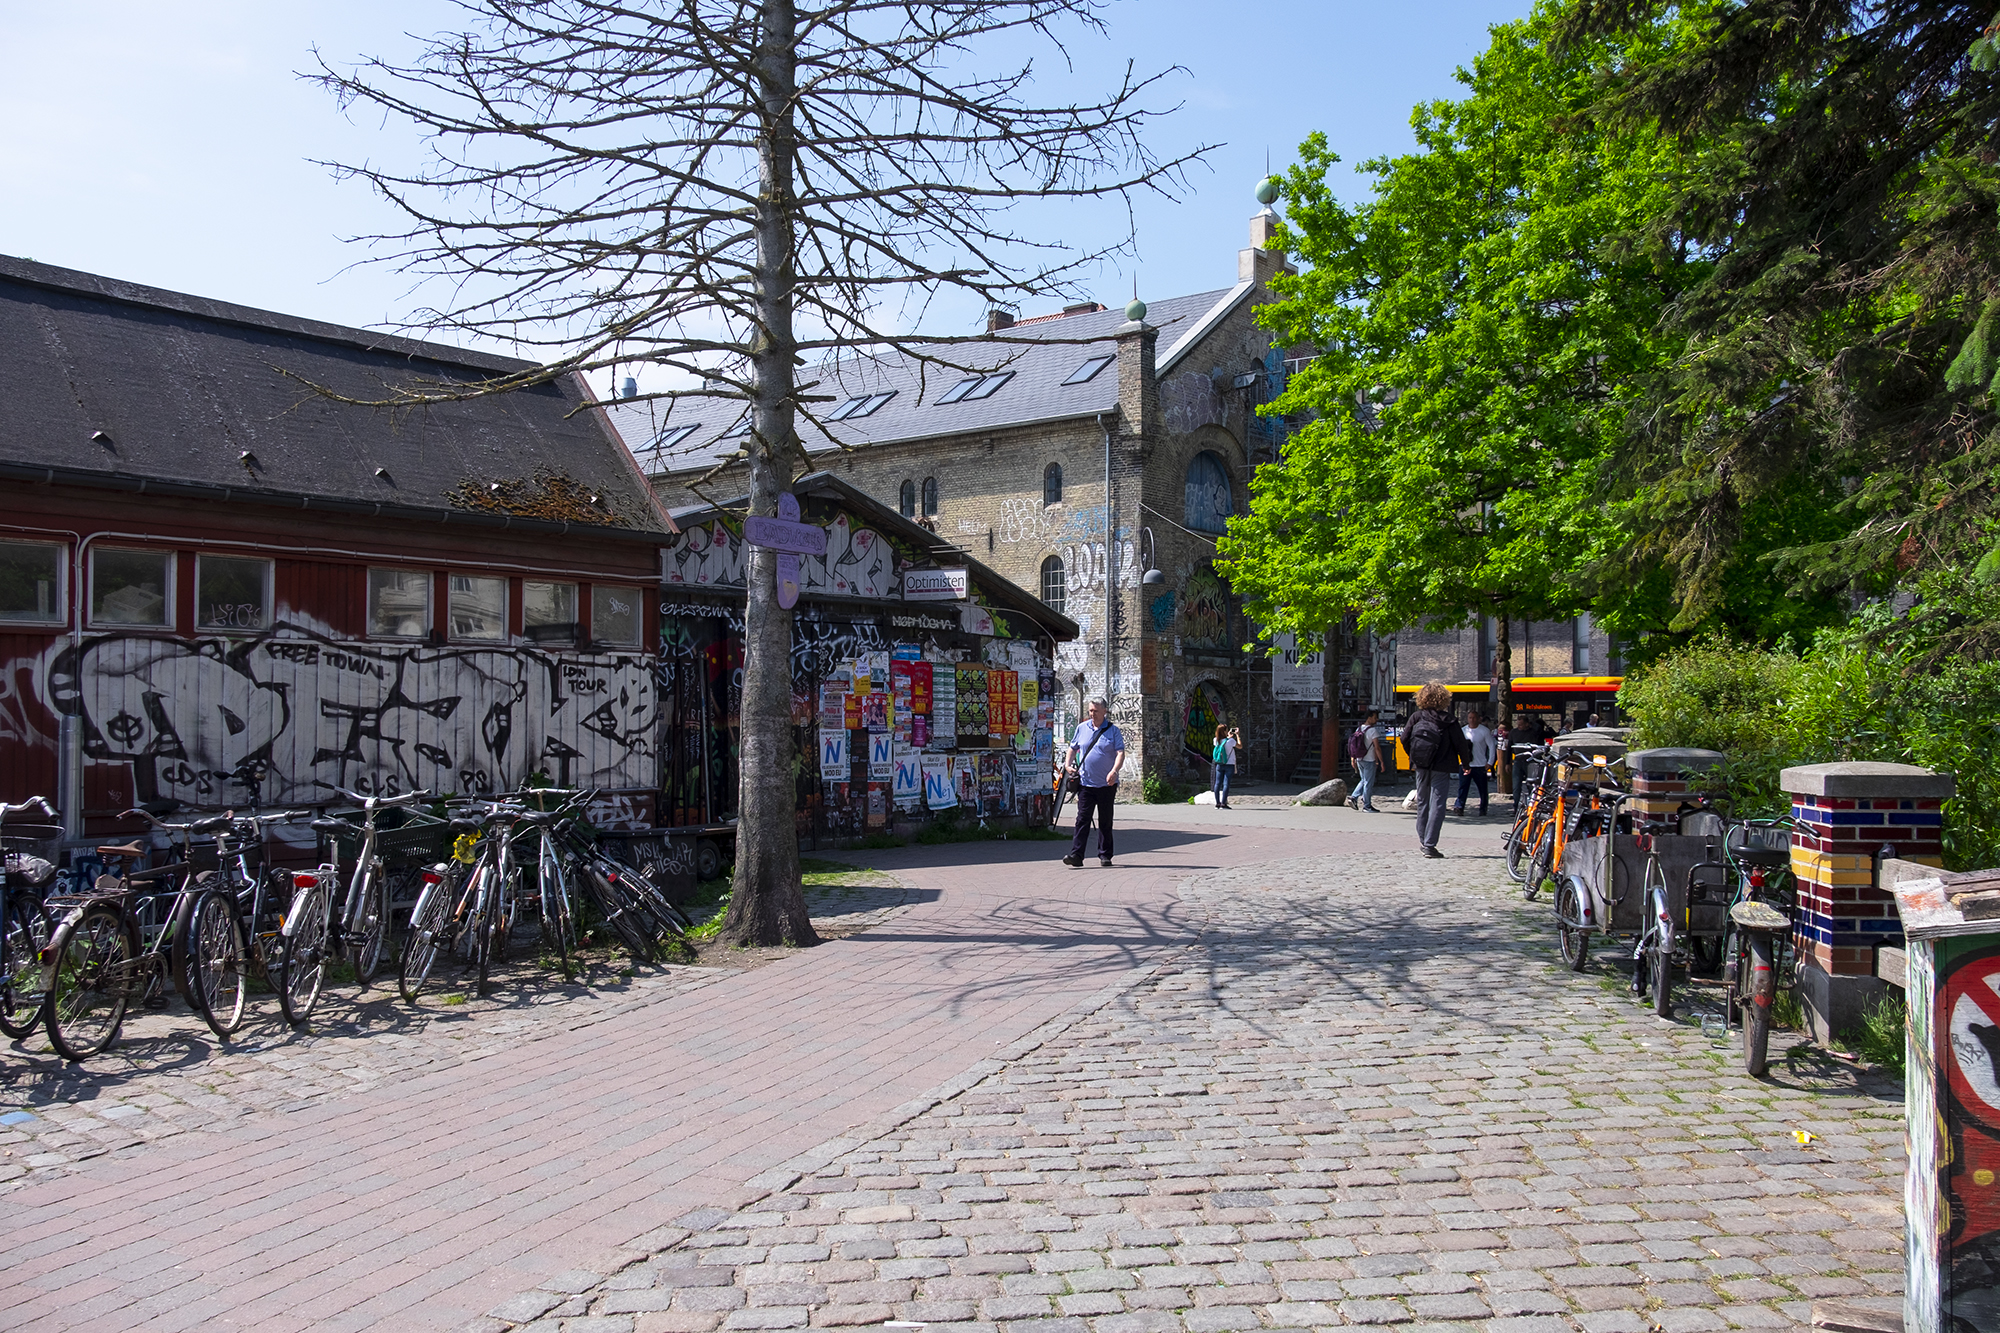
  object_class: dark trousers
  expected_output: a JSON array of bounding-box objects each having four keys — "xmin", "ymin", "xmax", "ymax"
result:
[
  {"xmin": 1455, "ymin": 765, "xmax": 1491, "ymax": 814},
  {"xmin": 1070, "ymin": 784, "xmax": 1116, "ymax": 860}
]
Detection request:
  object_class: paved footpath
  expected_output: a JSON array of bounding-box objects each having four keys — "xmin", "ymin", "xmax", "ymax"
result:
[{"xmin": 1, "ymin": 806, "xmax": 1904, "ymax": 1332}]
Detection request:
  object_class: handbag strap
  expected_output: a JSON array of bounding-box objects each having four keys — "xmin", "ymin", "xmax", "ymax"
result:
[{"xmin": 1074, "ymin": 720, "xmax": 1111, "ymax": 769}]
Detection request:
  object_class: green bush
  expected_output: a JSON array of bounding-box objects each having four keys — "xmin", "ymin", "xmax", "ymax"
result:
[{"xmin": 1141, "ymin": 772, "xmax": 1189, "ymax": 804}]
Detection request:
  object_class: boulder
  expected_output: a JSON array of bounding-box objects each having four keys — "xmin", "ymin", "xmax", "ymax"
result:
[
  {"xmin": 1296, "ymin": 778, "xmax": 1349, "ymax": 807},
  {"xmin": 1191, "ymin": 790, "xmax": 1216, "ymax": 806}
]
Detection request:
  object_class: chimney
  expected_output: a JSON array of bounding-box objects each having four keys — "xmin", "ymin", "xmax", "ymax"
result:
[
  {"xmin": 986, "ymin": 310, "xmax": 1015, "ymax": 332},
  {"xmin": 1241, "ymin": 176, "xmax": 1297, "ymax": 286}
]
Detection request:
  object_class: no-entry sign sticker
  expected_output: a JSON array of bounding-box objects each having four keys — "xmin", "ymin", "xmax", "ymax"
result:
[{"xmin": 1945, "ymin": 954, "xmax": 2000, "ymax": 1130}]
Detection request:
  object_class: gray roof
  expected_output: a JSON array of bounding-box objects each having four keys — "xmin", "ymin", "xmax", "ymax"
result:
[
  {"xmin": 0, "ymin": 254, "xmax": 670, "ymax": 538},
  {"xmin": 607, "ymin": 288, "xmax": 1242, "ymax": 476}
]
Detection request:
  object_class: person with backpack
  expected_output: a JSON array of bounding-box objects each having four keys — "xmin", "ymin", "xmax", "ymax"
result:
[
  {"xmin": 1405, "ymin": 681, "xmax": 1472, "ymax": 857},
  {"xmin": 1345, "ymin": 708, "xmax": 1385, "ymax": 812},
  {"xmin": 1209, "ymin": 723, "xmax": 1238, "ymax": 809}
]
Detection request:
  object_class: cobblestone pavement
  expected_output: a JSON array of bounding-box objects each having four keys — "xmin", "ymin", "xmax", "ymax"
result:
[
  {"xmin": 489, "ymin": 845, "xmax": 1903, "ymax": 1333},
  {"xmin": 0, "ymin": 877, "xmax": 921, "ymax": 1188}
]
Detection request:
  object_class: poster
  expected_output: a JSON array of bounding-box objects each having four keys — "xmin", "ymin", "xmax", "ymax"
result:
[
  {"xmin": 913, "ymin": 715, "xmax": 929, "ymax": 747},
  {"xmin": 1021, "ymin": 676, "xmax": 1039, "ymax": 712},
  {"xmin": 921, "ymin": 755, "xmax": 956, "ymax": 809},
  {"xmin": 929, "ymin": 666, "xmax": 955, "ymax": 750},
  {"xmin": 1272, "ymin": 632, "xmax": 1325, "ymax": 702},
  {"xmin": 844, "ymin": 689, "xmax": 862, "ymax": 730},
  {"xmin": 818, "ymin": 729, "xmax": 849, "ymax": 780},
  {"xmin": 978, "ymin": 752, "xmax": 1009, "ymax": 814},
  {"xmin": 868, "ymin": 729, "xmax": 895, "ymax": 779},
  {"xmin": 957, "ymin": 664, "xmax": 989, "ymax": 736},
  {"xmin": 910, "ymin": 661, "xmax": 932, "ymax": 714},
  {"xmin": 866, "ymin": 784, "xmax": 887, "ymax": 829},
  {"xmin": 819, "ymin": 682, "xmax": 848, "ymax": 730},
  {"xmin": 892, "ymin": 746, "xmax": 922, "ymax": 804},
  {"xmin": 849, "ymin": 656, "xmax": 871, "ymax": 695}
]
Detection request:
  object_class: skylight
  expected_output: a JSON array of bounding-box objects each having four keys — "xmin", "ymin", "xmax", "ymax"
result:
[
  {"xmin": 719, "ymin": 416, "xmax": 754, "ymax": 438},
  {"xmin": 827, "ymin": 390, "xmax": 897, "ymax": 421},
  {"xmin": 937, "ymin": 376, "xmax": 984, "ymax": 404},
  {"xmin": 652, "ymin": 423, "xmax": 700, "ymax": 449},
  {"xmin": 1062, "ymin": 355, "xmax": 1114, "ymax": 386},
  {"xmin": 959, "ymin": 371, "xmax": 1014, "ymax": 401}
]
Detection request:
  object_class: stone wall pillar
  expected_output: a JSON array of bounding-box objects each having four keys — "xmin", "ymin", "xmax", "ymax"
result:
[
  {"xmin": 1623, "ymin": 747, "xmax": 1726, "ymax": 823},
  {"xmin": 1782, "ymin": 761, "xmax": 1955, "ymax": 1044}
]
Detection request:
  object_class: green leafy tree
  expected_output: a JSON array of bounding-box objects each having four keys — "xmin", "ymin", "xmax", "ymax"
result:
[{"xmin": 1220, "ymin": 5, "xmax": 1701, "ymax": 716}]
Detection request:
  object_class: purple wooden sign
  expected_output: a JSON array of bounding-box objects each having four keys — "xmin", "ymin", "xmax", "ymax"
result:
[{"xmin": 745, "ymin": 515, "xmax": 826, "ymax": 555}]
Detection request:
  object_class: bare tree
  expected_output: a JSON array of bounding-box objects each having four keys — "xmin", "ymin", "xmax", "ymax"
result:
[{"xmin": 315, "ymin": 0, "xmax": 1207, "ymax": 946}]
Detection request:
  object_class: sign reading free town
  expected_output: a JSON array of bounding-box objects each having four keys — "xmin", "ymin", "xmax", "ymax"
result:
[{"xmin": 903, "ymin": 568, "xmax": 969, "ymax": 601}]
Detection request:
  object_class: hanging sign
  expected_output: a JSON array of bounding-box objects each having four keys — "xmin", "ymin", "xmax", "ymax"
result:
[
  {"xmin": 903, "ymin": 568, "xmax": 969, "ymax": 601},
  {"xmin": 745, "ymin": 493, "xmax": 828, "ymax": 556}
]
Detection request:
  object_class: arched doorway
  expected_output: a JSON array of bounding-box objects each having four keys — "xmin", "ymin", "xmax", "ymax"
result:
[{"xmin": 1183, "ymin": 679, "xmax": 1229, "ymax": 762}]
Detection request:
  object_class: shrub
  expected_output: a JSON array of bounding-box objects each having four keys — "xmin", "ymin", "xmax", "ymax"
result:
[{"xmin": 1141, "ymin": 772, "xmax": 1188, "ymax": 804}]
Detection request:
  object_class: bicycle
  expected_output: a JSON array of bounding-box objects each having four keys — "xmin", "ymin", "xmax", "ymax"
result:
[
  {"xmin": 1719, "ymin": 818, "xmax": 1797, "ymax": 1076},
  {"xmin": 278, "ymin": 787, "xmax": 435, "ymax": 1025},
  {"xmin": 1629, "ymin": 800, "xmax": 1727, "ymax": 1019},
  {"xmin": 40, "ymin": 811, "xmax": 243, "ymax": 1059},
  {"xmin": 1, "ymin": 797, "xmax": 61, "ymax": 1039},
  {"xmin": 1503, "ymin": 744, "xmax": 1556, "ymax": 891}
]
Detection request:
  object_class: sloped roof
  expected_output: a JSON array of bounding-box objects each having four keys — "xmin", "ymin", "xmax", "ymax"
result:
[
  {"xmin": 667, "ymin": 471, "xmax": 1079, "ymax": 642},
  {"xmin": 0, "ymin": 254, "xmax": 670, "ymax": 538},
  {"xmin": 607, "ymin": 287, "xmax": 1245, "ymax": 477}
]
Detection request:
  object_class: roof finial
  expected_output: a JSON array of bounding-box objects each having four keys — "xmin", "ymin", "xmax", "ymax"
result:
[{"xmin": 1125, "ymin": 274, "xmax": 1146, "ymax": 324}]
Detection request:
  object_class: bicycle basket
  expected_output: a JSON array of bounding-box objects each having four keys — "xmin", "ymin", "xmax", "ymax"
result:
[
  {"xmin": 2, "ymin": 822, "xmax": 63, "ymax": 888},
  {"xmin": 1726, "ymin": 821, "xmax": 1792, "ymax": 868},
  {"xmin": 321, "ymin": 808, "xmax": 454, "ymax": 870}
]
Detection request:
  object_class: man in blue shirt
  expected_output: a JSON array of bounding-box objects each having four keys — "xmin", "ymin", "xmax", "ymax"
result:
[{"xmin": 1061, "ymin": 696, "xmax": 1126, "ymax": 867}]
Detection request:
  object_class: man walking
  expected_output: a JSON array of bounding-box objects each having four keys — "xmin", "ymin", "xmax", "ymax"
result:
[
  {"xmin": 1405, "ymin": 682, "xmax": 1472, "ymax": 858},
  {"xmin": 1454, "ymin": 710, "xmax": 1496, "ymax": 817},
  {"xmin": 1061, "ymin": 697, "xmax": 1126, "ymax": 867},
  {"xmin": 1346, "ymin": 708, "xmax": 1384, "ymax": 812}
]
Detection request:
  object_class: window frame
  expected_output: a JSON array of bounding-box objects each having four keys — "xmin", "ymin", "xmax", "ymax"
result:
[
  {"xmin": 898, "ymin": 480, "xmax": 916, "ymax": 518},
  {"xmin": 1039, "ymin": 554, "xmax": 1066, "ymax": 615},
  {"xmin": 591, "ymin": 583, "xmax": 644, "ymax": 650},
  {"xmin": 87, "ymin": 546, "xmax": 176, "ymax": 630},
  {"xmin": 1182, "ymin": 450, "xmax": 1235, "ymax": 535},
  {"xmin": 193, "ymin": 553, "xmax": 275, "ymax": 634},
  {"xmin": 1572, "ymin": 613, "xmax": 1593, "ymax": 674},
  {"xmin": 961, "ymin": 371, "xmax": 1013, "ymax": 401},
  {"xmin": 1042, "ymin": 462, "xmax": 1063, "ymax": 508},
  {"xmin": 367, "ymin": 567, "xmax": 433, "ymax": 641},
  {"xmin": 447, "ymin": 573, "xmax": 509, "ymax": 643},
  {"xmin": 0, "ymin": 539, "xmax": 67, "ymax": 626},
  {"xmin": 1062, "ymin": 355, "xmax": 1114, "ymax": 386},
  {"xmin": 921, "ymin": 477, "xmax": 939, "ymax": 517},
  {"xmin": 522, "ymin": 579, "xmax": 580, "ymax": 646}
]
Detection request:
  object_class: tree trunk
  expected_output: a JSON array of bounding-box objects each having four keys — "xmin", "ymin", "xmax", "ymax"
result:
[
  {"xmin": 721, "ymin": 0, "xmax": 818, "ymax": 948},
  {"xmin": 1493, "ymin": 612, "xmax": 1514, "ymax": 795}
]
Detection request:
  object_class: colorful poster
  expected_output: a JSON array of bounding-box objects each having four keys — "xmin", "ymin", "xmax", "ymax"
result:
[
  {"xmin": 929, "ymin": 667, "xmax": 955, "ymax": 751},
  {"xmin": 866, "ymin": 784, "xmax": 887, "ymax": 828},
  {"xmin": 819, "ymin": 682, "xmax": 847, "ymax": 730},
  {"xmin": 913, "ymin": 715, "xmax": 928, "ymax": 747},
  {"xmin": 868, "ymin": 729, "xmax": 895, "ymax": 779},
  {"xmin": 849, "ymin": 657, "xmax": 871, "ymax": 695},
  {"xmin": 957, "ymin": 665, "xmax": 989, "ymax": 736},
  {"xmin": 978, "ymin": 752, "xmax": 1008, "ymax": 814},
  {"xmin": 910, "ymin": 662, "xmax": 932, "ymax": 714},
  {"xmin": 818, "ymin": 729, "xmax": 848, "ymax": 780},
  {"xmin": 892, "ymin": 746, "xmax": 922, "ymax": 804},
  {"xmin": 861, "ymin": 691, "xmax": 890, "ymax": 731},
  {"xmin": 892, "ymin": 643, "xmax": 922, "ymax": 661},
  {"xmin": 844, "ymin": 691, "xmax": 862, "ymax": 730},
  {"xmin": 1020, "ymin": 676, "xmax": 1039, "ymax": 712},
  {"xmin": 921, "ymin": 755, "xmax": 956, "ymax": 809}
]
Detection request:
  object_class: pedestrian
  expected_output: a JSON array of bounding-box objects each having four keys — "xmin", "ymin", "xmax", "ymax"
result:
[
  {"xmin": 1061, "ymin": 696, "xmax": 1126, "ymax": 867},
  {"xmin": 1405, "ymin": 681, "xmax": 1472, "ymax": 858},
  {"xmin": 1209, "ymin": 723, "xmax": 1237, "ymax": 808},
  {"xmin": 1587, "ymin": 712, "xmax": 1601, "ymax": 728},
  {"xmin": 1346, "ymin": 708, "xmax": 1385, "ymax": 812},
  {"xmin": 1454, "ymin": 710, "xmax": 1495, "ymax": 816}
]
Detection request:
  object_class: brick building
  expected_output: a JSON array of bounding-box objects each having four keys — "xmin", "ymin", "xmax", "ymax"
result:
[{"xmin": 612, "ymin": 208, "xmax": 1314, "ymax": 795}]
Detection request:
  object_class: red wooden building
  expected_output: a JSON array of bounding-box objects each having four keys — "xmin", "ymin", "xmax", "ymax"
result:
[{"xmin": 0, "ymin": 256, "xmax": 676, "ymax": 832}]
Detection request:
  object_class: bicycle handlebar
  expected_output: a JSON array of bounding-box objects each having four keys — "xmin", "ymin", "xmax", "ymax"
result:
[
  {"xmin": 330, "ymin": 787, "xmax": 435, "ymax": 810},
  {"xmin": 120, "ymin": 807, "xmax": 232, "ymax": 835},
  {"xmin": 0, "ymin": 796, "xmax": 56, "ymax": 821}
]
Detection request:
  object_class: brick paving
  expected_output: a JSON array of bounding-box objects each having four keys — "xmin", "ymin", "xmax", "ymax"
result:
[
  {"xmin": 472, "ymin": 830, "xmax": 1904, "ymax": 1333},
  {"xmin": 0, "ymin": 818, "xmax": 1366, "ymax": 1332}
]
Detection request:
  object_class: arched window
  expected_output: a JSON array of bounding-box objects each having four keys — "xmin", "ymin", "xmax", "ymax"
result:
[
  {"xmin": 898, "ymin": 479, "xmax": 915, "ymax": 518},
  {"xmin": 1184, "ymin": 450, "xmax": 1233, "ymax": 533},
  {"xmin": 1040, "ymin": 554, "xmax": 1066, "ymax": 614},
  {"xmin": 921, "ymin": 477, "xmax": 939, "ymax": 517},
  {"xmin": 1043, "ymin": 462, "xmax": 1062, "ymax": 507}
]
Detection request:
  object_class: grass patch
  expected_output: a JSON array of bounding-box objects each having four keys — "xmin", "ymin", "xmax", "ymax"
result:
[
  {"xmin": 1837, "ymin": 992, "xmax": 1908, "ymax": 1075},
  {"xmin": 440, "ymin": 992, "xmax": 467, "ymax": 1006},
  {"xmin": 1773, "ymin": 988, "xmax": 1806, "ymax": 1034},
  {"xmin": 1142, "ymin": 773, "xmax": 1190, "ymax": 804},
  {"xmin": 855, "ymin": 832, "xmax": 907, "ymax": 849},
  {"xmin": 912, "ymin": 819, "xmax": 1064, "ymax": 845}
]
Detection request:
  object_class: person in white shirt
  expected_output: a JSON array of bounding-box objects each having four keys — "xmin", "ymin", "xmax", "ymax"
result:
[{"xmin": 1454, "ymin": 711, "xmax": 1497, "ymax": 817}]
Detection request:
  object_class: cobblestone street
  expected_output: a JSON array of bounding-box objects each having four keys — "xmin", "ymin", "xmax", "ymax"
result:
[{"xmin": 0, "ymin": 810, "xmax": 1904, "ymax": 1332}]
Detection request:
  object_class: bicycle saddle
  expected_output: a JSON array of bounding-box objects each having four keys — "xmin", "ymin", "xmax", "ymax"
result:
[
  {"xmin": 308, "ymin": 818, "xmax": 347, "ymax": 836},
  {"xmin": 1730, "ymin": 900, "xmax": 1790, "ymax": 932},
  {"xmin": 96, "ymin": 841, "xmax": 144, "ymax": 858}
]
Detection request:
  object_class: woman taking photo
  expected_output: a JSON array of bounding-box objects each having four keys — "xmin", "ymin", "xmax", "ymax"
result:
[{"xmin": 1210, "ymin": 723, "xmax": 1238, "ymax": 809}]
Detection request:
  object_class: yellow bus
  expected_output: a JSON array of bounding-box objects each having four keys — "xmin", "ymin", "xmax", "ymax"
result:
[{"xmin": 1386, "ymin": 676, "xmax": 1622, "ymax": 769}]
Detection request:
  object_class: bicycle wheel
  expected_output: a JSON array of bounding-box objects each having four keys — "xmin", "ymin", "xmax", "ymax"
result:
[
  {"xmin": 474, "ymin": 881, "xmax": 496, "ymax": 997},
  {"xmin": 352, "ymin": 862, "xmax": 389, "ymax": 984},
  {"xmin": 190, "ymin": 889, "xmax": 248, "ymax": 1037},
  {"xmin": 1504, "ymin": 818, "xmax": 1533, "ymax": 883},
  {"xmin": 277, "ymin": 880, "xmax": 330, "ymax": 1027},
  {"xmin": 44, "ymin": 904, "xmax": 135, "ymax": 1061},
  {"xmin": 0, "ymin": 892, "xmax": 54, "ymax": 1039},
  {"xmin": 398, "ymin": 872, "xmax": 455, "ymax": 1003},
  {"xmin": 1743, "ymin": 932, "xmax": 1776, "ymax": 1077},
  {"xmin": 540, "ymin": 854, "xmax": 575, "ymax": 980},
  {"xmin": 1652, "ymin": 922, "xmax": 1675, "ymax": 1019},
  {"xmin": 1553, "ymin": 877, "xmax": 1590, "ymax": 972}
]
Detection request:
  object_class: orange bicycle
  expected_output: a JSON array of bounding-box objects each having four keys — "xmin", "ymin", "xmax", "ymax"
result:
[{"xmin": 1518, "ymin": 751, "xmax": 1623, "ymax": 901}]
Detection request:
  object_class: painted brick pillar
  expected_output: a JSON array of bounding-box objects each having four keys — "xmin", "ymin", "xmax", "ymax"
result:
[
  {"xmin": 1782, "ymin": 761, "xmax": 1955, "ymax": 1044},
  {"xmin": 1624, "ymin": 747, "xmax": 1726, "ymax": 823}
]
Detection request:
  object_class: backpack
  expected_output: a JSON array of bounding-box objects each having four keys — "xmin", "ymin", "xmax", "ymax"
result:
[
  {"xmin": 1405, "ymin": 710, "xmax": 1446, "ymax": 770},
  {"xmin": 1347, "ymin": 724, "xmax": 1371, "ymax": 759},
  {"xmin": 1211, "ymin": 741, "xmax": 1227, "ymax": 764}
]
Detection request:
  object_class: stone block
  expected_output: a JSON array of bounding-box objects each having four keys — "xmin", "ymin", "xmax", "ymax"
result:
[
  {"xmin": 1780, "ymin": 761, "xmax": 1956, "ymax": 800},
  {"xmin": 1626, "ymin": 748, "xmax": 1726, "ymax": 776},
  {"xmin": 1295, "ymin": 779, "xmax": 1349, "ymax": 807}
]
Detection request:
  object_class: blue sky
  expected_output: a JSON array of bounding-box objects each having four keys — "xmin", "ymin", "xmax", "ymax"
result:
[{"xmin": 1, "ymin": 0, "xmax": 1528, "ymax": 390}]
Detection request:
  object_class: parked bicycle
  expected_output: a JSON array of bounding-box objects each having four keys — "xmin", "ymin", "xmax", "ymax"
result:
[
  {"xmin": 1718, "ymin": 818, "xmax": 1798, "ymax": 1075},
  {"xmin": 1, "ymin": 797, "xmax": 61, "ymax": 1039}
]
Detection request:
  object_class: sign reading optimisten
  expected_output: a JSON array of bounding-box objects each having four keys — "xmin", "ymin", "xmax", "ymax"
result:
[{"xmin": 903, "ymin": 568, "xmax": 969, "ymax": 602}]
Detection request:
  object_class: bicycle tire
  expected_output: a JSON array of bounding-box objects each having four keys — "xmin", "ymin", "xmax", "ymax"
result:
[
  {"xmin": 0, "ymin": 892, "xmax": 54, "ymax": 1039},
  {"xmin": 1744, "ymin": 932, "xmax": 1776, "ymax": 1077},
  {"xmin": 190, "ymin": 888, "xmax": 248, "ymax": 1038},
  {"xmin": 1553, "ymin": 878, "xmax": 1590, "ymax": 972},
  {"xmin": 398, "ymin": 875, "xmax": 453, "ymax": 1002},
  {"xmin": 1524, "ymin": 822, "xmax": 1557, "ymax": 903},
  {"xmin": 1504, "ymin": 819, "xmax": 1532, "ymax": 882},
  {"xmin": 542, "ymin": 856, "xmax": 576, "ymax": 980},
  {"xmin": 1652, "ymin": 924, "xmax": 1674, "ymax": 1019},
  {"xmin": 44, "ymin": 904, "xmax": 136, "ymax": 1061},
  {"xmin": 352, "ymin": 862, "xmax": 389, "ymax": 984},
  {"xmin": 585, "ymin": 865, "xmax": 657, "ymax": 964},
  {"xmin": 277, "ymin": 880, "xmax": 330, "ymax": 1027}
]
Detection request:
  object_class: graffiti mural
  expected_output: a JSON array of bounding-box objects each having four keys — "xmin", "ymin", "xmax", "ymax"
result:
[
  {"xmin": 1161, "ymin": 370, "xmax": 1225, "ymax": 437},
  {"xmin": 660, "ymin": 513, "xmax": 894, "ymax": 600},
  {"xmin": 25, "ymin": 624, "xmax": 656, "ymax": 808},
  {"xmin": 994, "ymin": 499, "xmax": 1109, "ymax": 547},
  {"xmin": 1182, "ymin": 680, "xmax": 1227, "ymax": 759},
  {"xmin": 1179, "ymin": 569, "xmax": 1230, "ymax": 648}
]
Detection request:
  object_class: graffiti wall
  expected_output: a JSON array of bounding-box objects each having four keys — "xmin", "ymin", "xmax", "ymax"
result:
[
  {"xmin": 11, "ymin": 623, "xmax": 657, "ymax": 809},
  {"xmin": 661, "ymin": 513, "xmax": 895, "ymax": 600}
]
